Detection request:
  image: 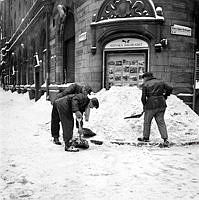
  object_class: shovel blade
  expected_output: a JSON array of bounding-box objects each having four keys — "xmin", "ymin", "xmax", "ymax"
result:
[{"xmin": 124, "ymin": 112, "xmax": 144, "ymax": 119}]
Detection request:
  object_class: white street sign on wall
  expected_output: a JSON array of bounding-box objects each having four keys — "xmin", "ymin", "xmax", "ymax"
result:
[
  {"xmin": 78, "ymin": 32, "xmax": 87, "ymax": 42},
  {"xmin": 171, "ymin": 24, "xmax": 191, "ymax": 36}
]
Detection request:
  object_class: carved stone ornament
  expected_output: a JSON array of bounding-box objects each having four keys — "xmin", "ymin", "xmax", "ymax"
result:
[
  {"xmin": 96, "ymin": 0, "xmax": 157, "ymax": 21},
  {"xmin": 57, "ymin": 4, "xmax": 67, "ymax": 35}
]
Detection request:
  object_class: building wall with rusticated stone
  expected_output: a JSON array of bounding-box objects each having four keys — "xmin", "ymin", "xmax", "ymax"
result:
[{"xmin": 1, "ymin": 0, "xmax": 199, "ymax": 108}]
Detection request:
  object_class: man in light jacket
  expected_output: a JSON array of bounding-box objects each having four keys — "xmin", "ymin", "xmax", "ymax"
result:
[{"xmin": 138, "ymin": 72, "xmax": 173, "ymax": 147}]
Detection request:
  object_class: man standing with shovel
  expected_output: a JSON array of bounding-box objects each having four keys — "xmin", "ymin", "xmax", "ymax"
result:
[{"xmin": 137, "ymin": 72, "xmax": 173, "ymax": 147}]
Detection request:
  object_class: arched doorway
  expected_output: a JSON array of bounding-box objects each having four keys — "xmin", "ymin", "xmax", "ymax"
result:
[{"xmin": 63, "ymin": 11, "xmax": 75, "ymax": 83}]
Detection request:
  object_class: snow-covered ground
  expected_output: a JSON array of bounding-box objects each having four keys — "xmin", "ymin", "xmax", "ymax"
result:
[
  {"xmin": 0, "ymin": 87, "xmax": 199, "ymax": 200},
  {"xmin": 88, "ymin": 86, "xmax": 199, "ymax": 145}
]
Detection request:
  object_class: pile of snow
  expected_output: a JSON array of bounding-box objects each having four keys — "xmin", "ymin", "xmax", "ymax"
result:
[
  {"xmin": 3, "ymin": 86, "xmax": 199, "ymax": 145},
  {"xmin": 86, "ymin": 86, "xmax": 199, "ymax": 145}
]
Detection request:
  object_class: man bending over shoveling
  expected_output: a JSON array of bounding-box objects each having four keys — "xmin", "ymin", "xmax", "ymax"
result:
[
  {"xmin": 51, "ymin": 83, "xmax": 93, "ymax": 145},
  {"xmin": 53, "ymin": 93, "xmax": 99, "ymax": 152}
]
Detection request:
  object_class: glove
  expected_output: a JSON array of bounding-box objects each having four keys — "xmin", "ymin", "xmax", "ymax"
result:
[{"xmin": 75, "ymin": 111, "xmax": 83, "ymax": 119}]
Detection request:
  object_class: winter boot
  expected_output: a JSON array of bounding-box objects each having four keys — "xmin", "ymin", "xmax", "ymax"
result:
[
  {"xmin": 137, "ymin": 137, "xmax": 150, "ymax": 142},
  {"xmin": 159, "ymin": 139, "xmax": 169, "ymax": 148},
  {"xmin": 64, "ymin": 142, "xmax": 79, "ymax": 152},
  {"xmin": 53, "ymin": 137, "xmax": 61, "ymax": 145},
  {"xmin": 162, "ymin": 139, "xmax": 169, "ymax": 147}
]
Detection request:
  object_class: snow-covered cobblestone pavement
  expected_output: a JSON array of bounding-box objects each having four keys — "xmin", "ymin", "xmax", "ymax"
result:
[{"xmin": 0, "ymin": 87, "xmax": 199, "ymax": 200}]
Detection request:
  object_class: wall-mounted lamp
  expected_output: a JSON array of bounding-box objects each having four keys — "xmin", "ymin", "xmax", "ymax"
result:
[
  {"xmin": 160, "ymin": 39, "xmax": 167, "ymax": 48},
  {"xmin": 155, "ymin": 39, "xmax": 168, "ymax": 52},
  {"xmin": 156, "ymin": 7, "xmax": 163, "ymax": 16},
  {"xmin": 154, "ymin": 43, "xmax": 162, "ymax": 52},
  {"xmin": 91, "ymin": 46, "xmax": 96, "ymax": 55},
  {"xmin": 34, "ymin": 52, "xmax": 40, "ymax": 68}
]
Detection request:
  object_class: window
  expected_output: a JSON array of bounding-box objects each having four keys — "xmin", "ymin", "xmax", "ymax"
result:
[{"xmin": 53, "ymin": 18, "xmax": 55, "ymax": 27}]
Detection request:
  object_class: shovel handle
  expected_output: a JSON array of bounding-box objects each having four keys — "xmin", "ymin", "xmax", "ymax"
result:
[
  {"xmin": 77, "ymin": 118, "xmax": 83, "ymax": 139},
  {"xmin": 77, "ymin": 118, "xmax": 82, "ymax": 129}
]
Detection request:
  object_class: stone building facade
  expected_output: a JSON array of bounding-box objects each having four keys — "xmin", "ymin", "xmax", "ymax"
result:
[{"xmin": 0, "ymin": 0, "xmax": 199, "ymax": 112}]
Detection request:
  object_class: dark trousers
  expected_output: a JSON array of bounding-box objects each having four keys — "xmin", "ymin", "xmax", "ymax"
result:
[
  {"xmin": 51, "ymin": 102, "xmax": 60, "ymax": 138},
  {"xmin": 143, "ymin": 108, "xmax": 168, "ymax": 140},
  {"xmin": 55, "ymin": 98, "xmax": 74, "ymax": 145},
  {"xmin": 51, "ymin": 101, "xmax": 83, "ymax": 139}
]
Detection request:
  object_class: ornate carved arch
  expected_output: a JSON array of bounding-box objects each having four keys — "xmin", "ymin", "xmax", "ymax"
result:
[
  {"xmin": 90, "ymin": 0, "xmax": 164, "ymax": 54},
  {"xmin": 95, "ymin": 0, "xmax": 162, "ymax": 22}
]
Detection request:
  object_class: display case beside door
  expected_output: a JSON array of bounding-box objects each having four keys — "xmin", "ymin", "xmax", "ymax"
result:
[
  {"xmin": 103, "ymin": 38, "xmax": 149, "ymax": 89},
  {"xmin": 105, "ymin": 52, "xmax": 147, "ymax": 88}
]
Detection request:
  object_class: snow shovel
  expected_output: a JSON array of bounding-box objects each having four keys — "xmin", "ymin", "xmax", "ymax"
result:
[
  {"xmin": 77, "ymin": 118, "xmax": 83, "ymax": 139},
  {"xmin": 76, "ymin": 118, "xmax": 89, "ymax": 149},
  {"xmin": 124, "ymin": 111, "xmax": 144, "ymax": 119}
]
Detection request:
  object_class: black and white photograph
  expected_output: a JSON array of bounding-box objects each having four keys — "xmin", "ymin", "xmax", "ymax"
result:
[
  {"xmin": 1, "ymin": 0, "xmax": 199, "ymax": 200},
  {"xmin": 130, "ymin": 66, "xmax": 138, "ymax": 73}
]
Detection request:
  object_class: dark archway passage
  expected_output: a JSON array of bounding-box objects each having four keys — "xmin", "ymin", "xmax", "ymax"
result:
[{"xmin": 63, "ymin": 12, "xmax": 75, "ymax": 83}]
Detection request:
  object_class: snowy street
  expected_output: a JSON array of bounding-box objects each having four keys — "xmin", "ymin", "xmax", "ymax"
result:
[{"xmin": 0, "ymin": 88, "xmax": 199, "ymax": 200}]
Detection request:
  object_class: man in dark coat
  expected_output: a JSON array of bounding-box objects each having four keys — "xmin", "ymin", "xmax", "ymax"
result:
[
  {"xmin": 51, "ymin": 83, "xmax": 92, "ymax": 145},
  {"xmin": 55, "ymin": 83, "xmax": 92, "ymax": 100},
  {"xmin": 54, "ymin": 93, "xmax": 99, "ymax": 152},
  {"xmin": 138, "ymin": 72, "xmax": 173, "ymax": 147}
]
